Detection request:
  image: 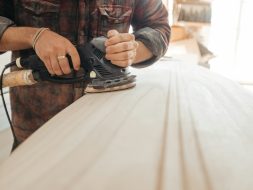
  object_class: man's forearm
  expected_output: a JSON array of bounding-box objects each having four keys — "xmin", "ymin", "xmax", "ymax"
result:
[
  {"xmin": 133, "ymin": 41, "xmax": 153, "ymax": 65},
  {"xmin": 0, "ymin": 27, "xmax": 38, "ymax": 51}
]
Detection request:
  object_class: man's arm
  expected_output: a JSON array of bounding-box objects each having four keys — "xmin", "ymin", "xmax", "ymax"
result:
[
  {"xmin": 0, "ymin": 26, "xmax": 80, "ymax": 75},
  {"xmin": 131, "ymin": 0, "xmax": 171, "ymax": 67},
  {"xmin": 104, "ymin": 0, "xmax": 170, "ymax": 68},
  {"xmin": 104, "ymin": 29, "xmax": 152, "ymax": 67},
  {"xmin": 0, "ymin": 26, "xmax": 37, "ymax": 51},
  {"xmin": 0, "ymin": 16, "xmax": 15, "ymax": 48},
  {"xmin": 0, "ymin": 1, "xmax": 80, "ymax": 75},
  {"xmin": 134, "ymin": 41, "xmax": 153, "ymax": 64}
]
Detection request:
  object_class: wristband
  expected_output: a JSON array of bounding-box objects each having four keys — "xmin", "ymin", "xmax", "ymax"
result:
[{"xmin": 32, "ymin": 28, "xmax": 50, "ymax": 51}]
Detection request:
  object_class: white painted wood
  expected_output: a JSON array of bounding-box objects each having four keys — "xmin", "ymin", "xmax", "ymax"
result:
[{"xmin": 0, "ymin": 58, "xmax": 253, "ymax": 190}]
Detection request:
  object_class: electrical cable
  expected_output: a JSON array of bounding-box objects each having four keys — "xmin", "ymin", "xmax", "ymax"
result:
[{"xmin": 0, "ymin": 62, "xmax": 19, "ymax": 150}]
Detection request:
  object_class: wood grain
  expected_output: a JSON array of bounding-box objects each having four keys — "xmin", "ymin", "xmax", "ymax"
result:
[{"xmin": 0, "ymin": 58, "xmax": 253, "ymax": 190}]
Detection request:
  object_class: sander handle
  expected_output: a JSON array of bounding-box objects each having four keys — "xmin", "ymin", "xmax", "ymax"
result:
[{"xmin": 2, "ymin": 70, "xmax": 37, "ymax": 88}]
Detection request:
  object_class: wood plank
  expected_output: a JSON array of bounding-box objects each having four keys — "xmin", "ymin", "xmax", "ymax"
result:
[
  {"xmin": 0, "ymin": 128, "xmax": 12, "ymax": 164},
  {"xmin": 0, "ymin": 58, "xmax": 253, "ymax": 190}
]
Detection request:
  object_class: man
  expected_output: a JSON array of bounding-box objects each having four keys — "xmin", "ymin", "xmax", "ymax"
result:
[{"xmin": 0, "ymin": 0, "xmax": 170, "ymax": 148}]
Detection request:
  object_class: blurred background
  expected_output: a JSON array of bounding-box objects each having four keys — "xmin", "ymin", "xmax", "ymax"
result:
[{"xmin": 165, "ymin": 0, "xmax": 253, "ymax": 88}]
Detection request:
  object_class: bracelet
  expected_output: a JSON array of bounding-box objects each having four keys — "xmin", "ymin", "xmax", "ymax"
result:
[{"xmin": 32, "ymin": 27, "xmax": 50, "ymax": 51}]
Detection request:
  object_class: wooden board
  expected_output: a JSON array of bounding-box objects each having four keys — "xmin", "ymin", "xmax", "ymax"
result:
[
  {"xmin": 0, "ymin": 129, "xmax": 12, "ymax": 164},
  {"xmin": 1, "ymin": 58, "xmax": 253, "ymax": 190}
]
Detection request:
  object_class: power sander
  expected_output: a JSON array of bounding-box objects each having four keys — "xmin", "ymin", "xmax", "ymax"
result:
[
  {"xmin": 0, "ymin": 36, "xmax": 136, "ymax": 150},
  {"xmin": 1, "ymin": 36, "xmax": 136, "ymax": 92}
]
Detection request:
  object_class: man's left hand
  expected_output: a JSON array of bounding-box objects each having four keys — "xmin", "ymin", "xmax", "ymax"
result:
[{"xmin": 105, "ymin": 30, "xmax": 139, "ymax": 67}]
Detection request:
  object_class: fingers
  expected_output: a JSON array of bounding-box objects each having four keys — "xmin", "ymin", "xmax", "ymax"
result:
[
  {"xmin": 107, "ymin": 29, "xmax": 119, "ymax": 38},
  {"xmin": 34, "ymin": 30, "xmax": 80, "ymax": 76},
  {"xmin": 44, "ymin": 53, "xmax": 74, "ymax": 76},
  {"xmin": 50, "ymin": 55, "xmax": 63, "ymax": 75},
  {"xmin": 105, "ymin": 30, "xmax": 139, "ymax": 67},
  {"xmin": 106, "ymin": 41, "xmax": 138, "ymax": 54},
  {"xmin": 52, "ymin": 43, "xmax": 80, "ymax": 75},
  {"xmin": 106, "ymin": 49, "xmax": 136, "ymax": 61},
  {"xmin": 57, "ymin": 54, "xmax": 71, "ymax": 75},
  {"xmin": 66, "ymin": 43, "xmax": 80, "ymax": 71},
  {"xmin": 42, "ymin": 56, "xmax": 54, "ymax": 75},
  {"xmin": 105, "ymin": 31, "xmax": 135, "ymax": 46},
  {"xmin": 51, "ymin": 44, "xmax": 80, "ymax": 75},
  {"xmin": 106, "ymin": 48, "xmax": 137, "ymax": 67}
]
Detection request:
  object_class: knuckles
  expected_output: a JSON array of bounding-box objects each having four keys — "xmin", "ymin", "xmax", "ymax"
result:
[{"xmin": 123, "ymin": 42, "xmax": 130, "ymax": 50}]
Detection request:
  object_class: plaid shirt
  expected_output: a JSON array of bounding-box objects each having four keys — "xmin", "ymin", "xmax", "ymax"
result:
[{"xmin": 0, "ymin": 0, "xmax": 170, "ymax": 144}]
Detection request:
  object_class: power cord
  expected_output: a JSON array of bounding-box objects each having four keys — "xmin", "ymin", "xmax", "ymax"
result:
[{"xmin": 0, "ymin": 62, "xmax": 19, "ymax": 150}]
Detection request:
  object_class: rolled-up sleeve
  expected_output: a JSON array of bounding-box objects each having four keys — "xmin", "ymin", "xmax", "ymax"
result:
[
  {"xmin": 0, "ymin": 1, "xmax": 15, "ymax": 53},
  {"xmin": 0, "ymin": 16, "xmax": 14, "ymax": 40},
  {"xmin": 132, "ymin": 0, "xmax": 170, "ymax": 67}
]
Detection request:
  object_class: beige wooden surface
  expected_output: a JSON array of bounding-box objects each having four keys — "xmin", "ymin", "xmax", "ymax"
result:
[
  {"xmin": 0, "ymin": 129, "xmax": 12, "ymax": 164},
  {"xmin": 0, "ymin": 58, "xmax": 253, "ymax": 190}
]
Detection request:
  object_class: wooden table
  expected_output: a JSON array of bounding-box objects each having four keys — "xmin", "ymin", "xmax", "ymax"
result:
[{"xmin": 1, "ymin": 58, "xmax": 253, "ymax": 190}]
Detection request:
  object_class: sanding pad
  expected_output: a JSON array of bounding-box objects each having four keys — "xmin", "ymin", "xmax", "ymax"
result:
[{"xmin": 85, "ymin": 81, "xmax": 136, "ymax": 93}]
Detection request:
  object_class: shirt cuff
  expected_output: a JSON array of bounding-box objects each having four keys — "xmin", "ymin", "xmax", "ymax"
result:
[
  {"xmin": 132, "ymin": 27, "xmax": 167, "ymax": 68},
  {"xmin": 0, "ymin": 16, "xmax": 15, "ymax": 40}
]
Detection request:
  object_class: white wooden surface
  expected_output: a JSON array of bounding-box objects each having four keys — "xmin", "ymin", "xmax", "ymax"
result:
[
  {"xmin": 0, "ymin": 129, "xmax": 12, "ymax": 163},
  {"xmin": 0, "ymin": 58, "xmax": 253, "ymax": 190}
]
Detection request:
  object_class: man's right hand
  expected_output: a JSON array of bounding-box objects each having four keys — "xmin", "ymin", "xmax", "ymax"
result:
[{"xmin": 34, "ymin": 29, "xmax": 80, "ymax": 75}]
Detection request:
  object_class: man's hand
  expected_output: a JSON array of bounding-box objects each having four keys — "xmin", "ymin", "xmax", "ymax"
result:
[
  {"xmin": 34, "ymin": 30, "xmax": 80, "ymax": 75},
  {"xmin": 0, "ymin": 27, "xmax": 80, "ymax": 75},
  {"xmin": 105, "ymin": 30, "xmax": 139, "ymax": 67}
]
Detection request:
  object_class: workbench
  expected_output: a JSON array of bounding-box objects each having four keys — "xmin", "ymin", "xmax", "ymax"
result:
[{"xmin": 0, "ymin": 57, "xmax": 253, "ymax": 190}]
